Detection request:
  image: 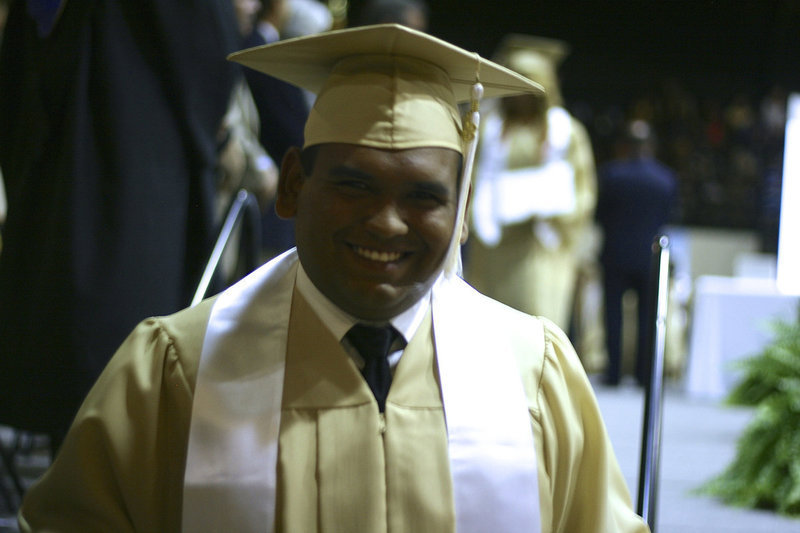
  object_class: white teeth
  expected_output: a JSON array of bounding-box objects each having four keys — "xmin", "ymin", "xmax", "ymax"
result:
[{"xmin": 354, "ymin": 246, "xmax": 402, "ymax": 262}]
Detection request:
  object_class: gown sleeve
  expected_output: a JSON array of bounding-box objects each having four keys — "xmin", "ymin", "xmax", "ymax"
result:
[
  {"xmin": 18, "ymin": 299, "xmax": 212, "ymax": 533},
  {"xmin": 535, "ymin": 317, "xmax": 650, "ymax": 533}
]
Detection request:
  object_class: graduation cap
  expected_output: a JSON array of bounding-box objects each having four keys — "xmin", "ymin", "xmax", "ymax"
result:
[{"xmin": 228, "ymin": 23, "xmax": 543, "ymax": 154}]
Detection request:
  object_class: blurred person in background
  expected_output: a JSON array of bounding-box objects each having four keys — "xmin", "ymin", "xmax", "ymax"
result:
[
  {"xmin": 220, "ymin": 0, "xmax": 279, "ymax": 216},
  {"xmin": 242, "ymin": 0, "xmax": 326, "ymax": 260},
  {"xmin": 211, "ymin": 0, "xmax": 281, "ymax": 285},
  {"xmin": 467, "ymin": 34, "xmax": 598, "ymax": 337},
  {"xmin": 0, "ymin": 0, "xmax": 240, "ymax": 450},
  {"xmin": 595, "ymin": 119, "xmax": 678, "ymax": 387}
]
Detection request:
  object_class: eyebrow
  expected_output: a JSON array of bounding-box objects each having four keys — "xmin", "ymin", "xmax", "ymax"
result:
[
  {"xmin": 329, "ymin": 165, "xmax": 454, "ymax": 196},
  {"xmin": 411, "ymin": 181, "xmax": 452, "ymax": 198},
  {"xmin": 328, "ymin": 165, "xmax": 374, "ymax": 181}
]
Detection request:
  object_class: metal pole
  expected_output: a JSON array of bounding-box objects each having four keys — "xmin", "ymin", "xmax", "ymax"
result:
[
  {"xmin": 192, "ymin": 189, "xmax": 252, "ymax": 307},
  {"xmin": 637, "ymin": 234, "xmax": 670, "ymax": 532}
]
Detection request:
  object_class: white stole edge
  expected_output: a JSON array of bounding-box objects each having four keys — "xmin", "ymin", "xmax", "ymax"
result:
[
  {"xmin": 433, "ymin": 274, "xmax": 542, "ymax": 533},
  {"xmin": 182, "ymin": 249, "xmax": 298, "ymax": 533}
]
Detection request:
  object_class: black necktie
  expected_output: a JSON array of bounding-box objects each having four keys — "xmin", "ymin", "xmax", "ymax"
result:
[{"xmin": 345, "ymin": 324, "xmax": 401, "ymax": 412}]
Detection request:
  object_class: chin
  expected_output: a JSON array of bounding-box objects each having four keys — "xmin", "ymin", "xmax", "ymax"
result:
[
  {"xmin": 352, "ymin": 281, "xmax": 431, "ymax": 320},
  {"xmin": 338, "ymin": 288, "xmax": 397, "ymax": 320}
]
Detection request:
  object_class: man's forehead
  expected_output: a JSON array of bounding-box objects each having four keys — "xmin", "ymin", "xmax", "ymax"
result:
[{"xmin": 315, "ymin": 143, "xmax": 461, "ymax": 178}]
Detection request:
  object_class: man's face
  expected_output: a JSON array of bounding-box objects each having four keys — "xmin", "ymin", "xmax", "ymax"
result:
[{"xmin": 277, "ymin": 143, "xmax": 465, "ymax": 321}]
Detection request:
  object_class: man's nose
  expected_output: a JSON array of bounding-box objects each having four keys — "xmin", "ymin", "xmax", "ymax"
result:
[{"xmin": 365, "ymin": 200, "xmax": 409, "ymax": 237}]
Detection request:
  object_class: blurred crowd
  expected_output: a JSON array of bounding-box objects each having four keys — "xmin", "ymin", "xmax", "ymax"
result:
[{"xmin": 571, "ymin": 80, "xmax": 788, "ymax": 253}]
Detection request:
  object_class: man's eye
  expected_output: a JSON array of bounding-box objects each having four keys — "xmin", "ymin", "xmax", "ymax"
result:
[
  {"xmin": 337, "ymin": 180, "xmax": 370, "ymax": 192},
  {"xmin": 408, "ymin": 191, "xmax": 446, "ymax": 205}
]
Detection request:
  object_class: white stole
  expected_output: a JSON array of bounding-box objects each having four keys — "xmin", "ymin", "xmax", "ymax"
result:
[
  {"xmin": 183, "ymin": 250, "xmax": 541, "ymax": 532},
  {"xmin": 434, "ymin": 274, "xmax": 541, "ymax": 533},
  {"xmin": 182, "ymin": 250, "xmax": 296, "ymax": 532}
]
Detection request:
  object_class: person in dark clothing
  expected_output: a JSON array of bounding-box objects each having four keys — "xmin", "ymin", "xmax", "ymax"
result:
[
  {"xmin": 596, "ymin": 119, "xmax": 678, "ymax": 386},
  {"xmin": 242, "ymin": 0, "xmax": 311, "ymax": 259},
  {"xmin": 0, "ymin": 0, "xmax": 240, "ymax": 448}
]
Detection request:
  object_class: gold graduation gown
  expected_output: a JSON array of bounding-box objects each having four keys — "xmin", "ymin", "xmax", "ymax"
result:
[
  {"xmin": 19, "ymin": 269, "xmax": 648, "ymax": 533},
  {"xmin": 276, "ymin": 290, "xmax": 455, "ymax": 531},
  {"xmin": 467, "ymin": 107, "xmax": 597, "ymax": 330}
]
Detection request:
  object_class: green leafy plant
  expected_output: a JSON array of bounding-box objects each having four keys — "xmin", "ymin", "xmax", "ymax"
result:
[{"xmin": 700, "ymin": 305, "xmax": 800, "ymax": 516}]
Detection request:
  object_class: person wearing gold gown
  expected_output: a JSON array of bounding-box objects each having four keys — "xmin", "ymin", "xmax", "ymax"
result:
[
  {"xmin": 467, "ymin": 35, "xmax": 598, "ymax": 333},
  {"xmin": 18, "ymin": 24, "xmax": 647, "ymax": 533}
]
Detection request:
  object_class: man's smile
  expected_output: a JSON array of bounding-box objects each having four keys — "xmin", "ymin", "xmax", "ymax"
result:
[{"xmin": 350, "ymin": 245, "xmax": 407, "ymax": 263}]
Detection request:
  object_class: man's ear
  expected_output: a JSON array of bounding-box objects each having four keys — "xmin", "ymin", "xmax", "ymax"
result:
[
  {"xmin": 275, "ymin": 146, "xmax": 304, "ymax": 219},
  {"xmin": 459, "ymin": 183, "xmax": 471, "ymax": 245}
]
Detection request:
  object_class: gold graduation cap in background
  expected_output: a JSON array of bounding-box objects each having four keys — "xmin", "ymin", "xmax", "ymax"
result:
[
  {"xmin": 492, "ymin": 33, "xmax": 570, "ymax": 105},
  {"xmin": 494, "ymin": 34, "xmax": 570, "ymax": 66}
]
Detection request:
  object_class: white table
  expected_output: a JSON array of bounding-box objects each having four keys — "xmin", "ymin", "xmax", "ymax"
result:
[{"xmin": 685, "ymin": 275, "xmax": 799, "ymax": 400}]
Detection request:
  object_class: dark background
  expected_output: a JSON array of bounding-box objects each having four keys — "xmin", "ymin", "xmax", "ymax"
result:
[
  {"xmin": 348, "ymin": 0, "xmax": 800, "ymax": 241},
  {"xmin": 349, "ymin": 0, "xmax": 800, "ymax": 106}
]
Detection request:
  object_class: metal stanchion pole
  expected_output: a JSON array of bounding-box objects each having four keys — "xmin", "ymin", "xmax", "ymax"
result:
[
  {"xmin": 192, "ymin": 189, "xmax": 258, "ymax": 307},
  {"xmin": 637, "ymin": 235, "xmax": 670, "ymax": 532}
]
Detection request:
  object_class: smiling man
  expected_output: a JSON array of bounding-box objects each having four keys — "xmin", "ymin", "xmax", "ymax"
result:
[
  {"xmin": 18, "ymin": 24, "xmax": 649, "ymax": 533},
  {"xmin": 283, "ymin": 143, "xmax": 463, "ymax": 321}
]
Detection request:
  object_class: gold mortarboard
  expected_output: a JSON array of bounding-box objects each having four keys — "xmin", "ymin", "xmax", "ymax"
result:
[
  {"xmin": 492, "ymin": 34, "xmax": 570, "ymax": 105},
  {"xmin": 228, "ymin": 23, "xmax": 543, "ymax": 154},
  {"xmin": 494, "ymin": 34, "xmax": 570, "ymax": 66}
]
